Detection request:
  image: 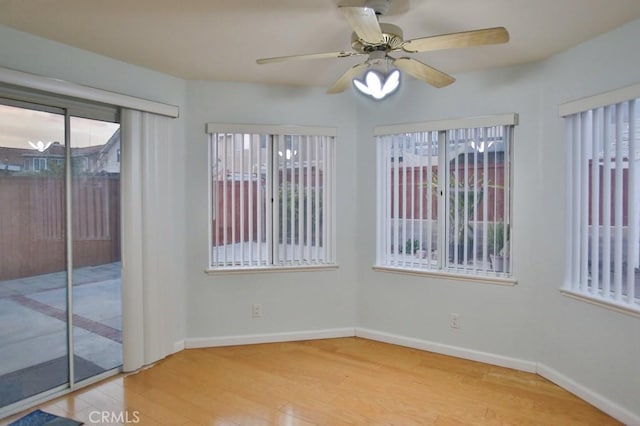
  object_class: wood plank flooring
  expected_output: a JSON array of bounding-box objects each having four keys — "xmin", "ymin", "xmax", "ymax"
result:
[{"xmin": 2, "ymin": 338, "xmax": 621, "ymax": 425}]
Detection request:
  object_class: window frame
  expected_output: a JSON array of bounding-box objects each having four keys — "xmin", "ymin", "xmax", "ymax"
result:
[
  {"xmin": 373, "ymin": 114, "xmax": 518, "ymax": 285},
  {"xmin": 560, "ymin": 84, "xmax": 640, "ymax": 317},
  {"xmin": 205, "ymin": 123, "xmax": 338, "ymax": 274}
]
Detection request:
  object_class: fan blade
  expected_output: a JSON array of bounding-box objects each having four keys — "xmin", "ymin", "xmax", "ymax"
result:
[
  {"xmin": 340, "ymin": 6, "xmax": 384, "ymax": 44},
  {"xmin": 392, "ymin": 57, "xmax": 455, "ymax": 88},
  {"xmin": 257, "ymin": 51, "xmax": 362, "ymax": 64},
  {"xmin": 402, "ymin": 27, "xmax": 509, "ymax": 53},
  {"xmin": 327, "ymin": 62, "xmax": 370, "ymax": 94}
]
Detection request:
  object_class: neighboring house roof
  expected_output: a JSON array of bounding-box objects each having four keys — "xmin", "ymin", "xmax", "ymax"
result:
[
  {"xmin": 0, "ymin": 128, "xmax": 120, "ymax": 173},
  {"xmin": 0, "ymin": 146, "xmax": 31, "ymax": 167}
]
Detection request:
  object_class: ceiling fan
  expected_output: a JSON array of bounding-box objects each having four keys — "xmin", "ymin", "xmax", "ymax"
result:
[{"xmin": 256, "ymin": 0, "xmax": 509, "ymax": 95}]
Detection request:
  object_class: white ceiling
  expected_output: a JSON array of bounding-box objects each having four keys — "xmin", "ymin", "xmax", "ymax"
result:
[{"xmin": 2, "ymin": 0, "xmax": 640, "ymax": 89}]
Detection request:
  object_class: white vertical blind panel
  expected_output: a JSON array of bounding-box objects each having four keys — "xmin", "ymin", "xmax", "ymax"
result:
[
  {"xmin": 483, "ymin": 127, "xmax": 490, "ymax": 273},
  {"xmin": 257, "ymin": 134, "xmax": 265, "ymax": 266},
  {"xmin": 230, "ymin": 134, "xmax": 238, "ymax": 266},
  {"xmin": 473, "ymin": 128, "xmax": 480, "ymax": 272},
  {"xmin": 305, "ymin": 137, "xmax": 312, "ymax": 264},
  {"xmin": 297, "ymin": 136, "xmax": 303, "ymax": 264},
  {"xmin": 314, "ymin": 139, "xmax": 320, "ymax": 262},
  {"xmin": 580, "ymin": 112, "xmax": 590, "ymax": 293},
  {"xmin": 418, "ymin": 133, "xmax": 424, "ymax": 266},
  {"xmin": 627, "ymin": 100, "xmax": 638, "ymax": 303},
  {"xmin": 329, "ymin": 136, "xmax": 337, "ymax": 263},
  {"xmin": 376, "ymin": 136, "xmax": 383, "ymax": 265},
  {"xmin": 462, "ymin": 129, "xmax": 469, "ymax": 266},
  {"xmin": 437, "ymin": 131, "xmax": 447, "ymax": 271},
  {"xmin": 317, "ymin": 136, "xmax": 323, "ymax": 264},
  {"xmin": 572, "ymin": 116, "xmax": 582, "ymax": 291},
  {"xmin": 210, "ymin": 135, "xmax": 217, "ymax": 267},
  {"xmin": 269, "ymin": 135, "xmax": 277, "ymax": 265},
  {"xmin": 222, "ymin": 135, "xmax": 229, "ymax": 266},
  {"xmin": 323, "ymin": 136, "xmax": 329, "ymax": 263},
  {"xmin": 248, "ymin": 135, "xmax": 253, "ymax": 265},
  {"xmin": 402, "ymin": 134, "xmax": 408, "ymax": 265},
  {"xmin": 564, "ymin": 119, "xmax": 575, "ymax": 289},
  {"xmin": 277, "ymin": 134, "xmax": 285, "ymax": 264},
  {"xmin": 289, "ymin": 136, "xmax": 295, "ymax": 265},
  {"xmin": 392, "ymin": 136, "xmax": 400, "ymax": 266},
  {"xmin": 331, "ymin": 136, "xmax": 337, "ymax": 262},
  {"xmin": 602, "ymin": 106, "xmax": 612, "ymax": 297},
  {"xmin": 410, "ymin": 134, "xmax": 416, "ymax": 266},
  {"xmin": 239, "ymin": 134, "xmax": 245, "ymax": 265},
  {"xmin": 505, "ymin": 126, "xmax": 513, "ymax": 274},
  {"xmin": 385, "ymin": 136, "xmax": 392, "ymax": 266},
  {"xmin": 426, "ymin": 132, "xmax": 434, "ymax": 267},
  {"xmin": 614, "ymin": 104, "xmax": 625, "ymax": 301},
  {"xmin": 378, "ymin": 136, "xmax": 388, "ymax": 265},
  {"xmin": 452, "ymin": 129, "xmax": 460, "ymax": 271},
  {"xmin": 591, "ymin": 109, "xmax": 601, "ymax": 295}
]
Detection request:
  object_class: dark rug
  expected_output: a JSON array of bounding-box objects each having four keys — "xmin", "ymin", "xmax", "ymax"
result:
[
  {"xmin": 8, "ymin": 409, "xmax": 83, "ymax": 425},
  {"xmin": 0, "ymin": 356, "xmax": 105, "ymax": 408}
]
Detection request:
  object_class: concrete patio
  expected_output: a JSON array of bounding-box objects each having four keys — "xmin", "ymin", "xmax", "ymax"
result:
[{"xmin": 0, "ymin": 262, "xmax": 122, "ymax": 408}]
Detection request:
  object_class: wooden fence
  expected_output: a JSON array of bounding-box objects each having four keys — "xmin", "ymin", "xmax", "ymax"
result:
[
  {"xmin": 0, "ymin": 175, "xmax": 120, "ymax": 281},
  {"xmin": 391, "ymin": 163, "xmax": 507, "ymax": 221}
]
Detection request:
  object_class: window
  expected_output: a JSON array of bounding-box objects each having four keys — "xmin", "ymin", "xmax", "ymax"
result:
[
  {"xmin": 207, "ymin": 124, "xmax": 336, "ymax": 271},
  {"xmin": 562, "ymin": 91, "xmax": 639, "ymax": 315},
  {"xmin": 34, "ymin": 158, "xmax": 46, "ymax": 170},
  {"xmin": 374, "ymin": 115, "xmax": 516, "ymax": 282}
]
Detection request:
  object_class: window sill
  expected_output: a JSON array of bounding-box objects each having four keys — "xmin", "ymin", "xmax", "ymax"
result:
[
  {"xmin": 205, "ymin": 264, "xmax": 339, "ymax": 275},
  {"xmin": 560, "ymin": 288, "xmax": 640, "ymax": 318},
  {"xmin": 372, "ymin": 266, "xmax": 517, "ymax": 286}
]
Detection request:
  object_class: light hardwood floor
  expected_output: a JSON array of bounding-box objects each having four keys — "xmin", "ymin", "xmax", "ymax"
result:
[{"xmin": 2, "ymin": 338, "xmax": 620, "ymax": 425}]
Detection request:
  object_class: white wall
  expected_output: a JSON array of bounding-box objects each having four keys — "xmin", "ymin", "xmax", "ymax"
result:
[
  {"xmin": 184, "ymin": 82, "xmax": 359, "ymax": 340},
  {"xmin": 533, "ymin": 20, "xmax": 640, "ymax": 419},
  {"xmin": 0, "ymin": 24, "xmax": 189, "ymax": 344},
  {"xmin": 354, "ymin": 61, "xmax": 543, "ymax": 360},
  {"xmin": 354, "ymin": 19, "xmax": 640, "ymax": 420}
]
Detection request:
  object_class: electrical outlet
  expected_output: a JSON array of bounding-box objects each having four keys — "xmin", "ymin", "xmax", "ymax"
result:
[
  {"xmin": 252, "ymin": 303, "xmax": 262, "ymax": 318},
  {"xmin": 450, "ymin": 313, "xmax": 460, "ymax": 329}
]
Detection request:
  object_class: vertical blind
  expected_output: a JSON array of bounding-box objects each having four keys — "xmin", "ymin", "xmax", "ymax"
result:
[
  {"xmin": 445, "ymin": 126, "xmax": 512, "ymax": 275},
  {"xmin": 375, "ymin": 119, "xmax": 514, "ymax": 278},
  {"xmin": 564, "ymin": 99, "xmax": 639, "ymax": 311},
  {"xmin": 208, "ymin": 126, "xmax": 336, "ymax": 269},
  {"xmin": 376, "ymin": 130, "xmax": 440, "ymax": 270}
]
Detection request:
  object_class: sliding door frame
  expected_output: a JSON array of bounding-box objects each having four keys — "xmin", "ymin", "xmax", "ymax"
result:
[{"xmin": 0, "ymin": 93, "xmax": 122, "ymax": 417}]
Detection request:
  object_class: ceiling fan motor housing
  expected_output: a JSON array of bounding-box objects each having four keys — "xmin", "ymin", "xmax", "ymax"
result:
[
  {"xmin": 364, "ymin": 0, "xmax": 391, "ymax": 15},
  {"xmin": 351, "ymin": 23, "xmax": 404, "ymax": 52}
]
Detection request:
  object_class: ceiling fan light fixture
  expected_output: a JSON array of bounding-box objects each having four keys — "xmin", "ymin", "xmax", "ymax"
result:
[
  {"xmin": 353, "ymin": 69, "xmax": 400, "ymax": 100},
  {"xmin": 256, "ymin": 2, "xmax": 510, "ymax": 96}
]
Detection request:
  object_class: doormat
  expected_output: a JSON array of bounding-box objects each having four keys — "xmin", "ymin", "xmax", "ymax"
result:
[
  {"xmin": 0, "ymin": 355, "xmax": 104, "ymax": 407},
  {"xmin": 8, "ymin": 409, "xmax": 83, "ymax": 425}
]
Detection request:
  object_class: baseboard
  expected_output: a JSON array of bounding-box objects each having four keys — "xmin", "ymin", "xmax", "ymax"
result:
[
  {"xmin": 355, "ymin": 327, "xmax": 537, "ymax": 373},
  {"xmin": 184, "ymin": 327, "xmax": 356, "ymax": 349},
  {"xmin": 537, "ymin": 363, "xmax": 640, "ymax": 426},
  {"xmin": 173, "ymin": 340, "xmax": 185, "ymax": 353}
]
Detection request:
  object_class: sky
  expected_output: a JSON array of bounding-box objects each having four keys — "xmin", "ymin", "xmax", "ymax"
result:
[{"xmin": 0, "ymin": 104, "xmax": 119, "ymax": 150}]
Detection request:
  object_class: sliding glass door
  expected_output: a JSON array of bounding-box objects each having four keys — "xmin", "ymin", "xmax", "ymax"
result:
[
  {"xmin": 0, "ymin": 99, "xmax": 122, "ymax": 411},
  {"xmin": 0, "ymin": 102, "xmax": 69, "ymax": 407},
  {"xmin": 70, "ymin": 116, "xmax": 122, "ymax": 383}
]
